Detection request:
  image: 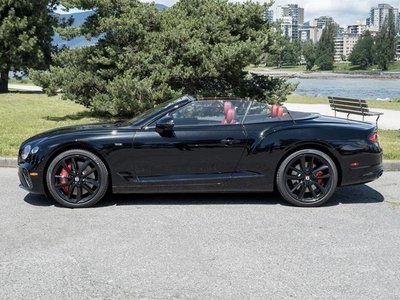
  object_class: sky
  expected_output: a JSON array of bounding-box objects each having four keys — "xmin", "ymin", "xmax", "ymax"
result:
[
  {"xmin": 142, "ymin": 0, "xmax": 400, "ymax": 26},
  {"xmin": 58, "ymin": 1, "xmax": 400, "ymax": 27}
]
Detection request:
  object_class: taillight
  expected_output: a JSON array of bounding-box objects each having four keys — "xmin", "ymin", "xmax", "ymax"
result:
[{"xmin": 368, "ymin": 132, "xmax": 378, "ymax": 143}]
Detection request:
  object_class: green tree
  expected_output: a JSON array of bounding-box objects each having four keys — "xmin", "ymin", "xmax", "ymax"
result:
[
  {"xmin": 374, "ymin": 11, "xmax": 397, "ymax": 71},
  {"xmin": 264, "ymin": 23, "xmax": 302, "ymax": 67},
  {"xmin": 348, "ymin": 31, "xmax": 374, "ymax": 68},
  {"xmin": 265, "ymin": 34, "xmax": 290, "ymax": 68},
  {"xmin": 266, "ymin": 38, "xmax": 302, "ymax": 67},
  {"xmin": 0, "ymin": 0, "xmax": 58, "ymax": 93},
  {"xmin": 316, "ymin": 22, "xmax": 336, "ymax": 70},
  {"xmin": 33, "ymin": 0, "xmax": 295, "ymax": 116},
  {"xmin": 302, "ymin": 41, "xmax": 317, "ymax": 71},
  {"xmin": 282, "ymin": 40, "xmax": 302, "ymax": 66}
]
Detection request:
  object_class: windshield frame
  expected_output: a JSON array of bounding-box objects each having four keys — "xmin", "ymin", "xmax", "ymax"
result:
[{"xmin": 129, "ymin": 95, "xmax": 194, "ymax": 127}]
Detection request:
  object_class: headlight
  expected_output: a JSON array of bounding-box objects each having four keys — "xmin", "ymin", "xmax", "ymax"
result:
[
  {"xmin": 21, "ymin": 145, "xmax": 31, "ymax": 160},
  {"xmin": 31, "ymin": 146, "xmax": 39, "ymax": 154}
]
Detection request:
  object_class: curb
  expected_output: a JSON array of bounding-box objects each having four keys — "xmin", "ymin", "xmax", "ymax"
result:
[
  {"xmin": 0, "ymin": 157, "xmax": 18, "ymax": 168},
  {"xmin": 1, "ymin": 156, "xmax": 400, "ymax": 172},
  {"xmin": 382, "ymin": 160, "xmax": 400, "ymax": 172}
]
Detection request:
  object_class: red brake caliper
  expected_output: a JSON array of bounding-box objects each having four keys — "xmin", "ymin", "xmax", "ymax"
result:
[
  {"xmin": 60, "ymin": 164, "xmax": 72, "ymax": 193},
  {"xmin": 315, "ymin": 171, "xmax": 324, "ymax": 185}
]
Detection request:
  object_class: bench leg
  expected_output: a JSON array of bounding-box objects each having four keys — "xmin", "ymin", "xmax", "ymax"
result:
[{"xmin": 376, "ymin": 115, "xmax": 381, "ymax": 128}]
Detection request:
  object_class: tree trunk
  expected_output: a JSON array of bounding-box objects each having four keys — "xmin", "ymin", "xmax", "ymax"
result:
[{"xmin": 0, "ymin": 70, "xmax": 9, "ymax": 93}]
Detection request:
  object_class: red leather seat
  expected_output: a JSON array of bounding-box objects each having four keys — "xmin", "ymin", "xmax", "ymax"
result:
[
  {"xmin": 271, "ymin": 104, "xmax": 285, "ymax": 117},
  {"xmin": 222, "ymin": 108, "xmax": 237, "ymax": 124},
  {"xmin": 222, "ymin": 101, "xmax": 233, "ymax": 124}
]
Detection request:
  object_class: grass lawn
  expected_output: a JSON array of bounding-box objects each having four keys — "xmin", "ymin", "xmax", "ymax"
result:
[
  {"xmin": 287, "ymin": 95, "xmax": 400, "ymax": 111},
  {"xmin": 0, "ymin": 92, "xmax": 107, "ymax": 157},
  {"xmin": 387, "ymin": 61, "xmax": 400, "ymax": 72},
  {"xmin": 0, "ymin": 92, "xmax": 398, "ymax": 160},
  {"xmin": 333, "ymin": 61, "xmax": 400, "ymax": 72},
  {"xmin": 379, "ymin": 130, "xmax": 400, "ymax": 160},
  {"xmin": 246, "ymin": 64, "xmax": 311, "ymax": 72},
  {"xmin": 248, "ymin": 61, "xmax": 400, "ymax": 73}
]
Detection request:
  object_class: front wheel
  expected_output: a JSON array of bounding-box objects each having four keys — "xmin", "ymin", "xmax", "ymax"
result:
[
  {"xmin": 46, "ymin": 149, "xmax": 109, "ymax": 208},
  {"xmin": 276, "ymin": 149, "xmax": 338, "ymax": 207}
]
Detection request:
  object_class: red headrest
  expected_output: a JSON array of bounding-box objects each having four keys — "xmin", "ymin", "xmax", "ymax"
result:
[
  {"xmin": 271, "ymin": 104, "xmax": 284, "ymax": 117},
  {"xmin": 224, "ymin": 101, "xmax": 232, "ymax": 114}
]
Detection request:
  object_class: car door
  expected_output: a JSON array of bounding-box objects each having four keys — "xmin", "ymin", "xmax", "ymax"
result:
[{"xmin": 131, "ymin": 100, "xmax": 250, "ymax": 187}]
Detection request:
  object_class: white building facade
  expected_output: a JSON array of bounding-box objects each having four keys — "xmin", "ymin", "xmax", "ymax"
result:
[
  {"xmin": 275, "ymin": 4, "xmax": 305, "ymax": 41},
  {"xmin": 368, "ymin": 4, "xmax": 399, "ymax": 31}
]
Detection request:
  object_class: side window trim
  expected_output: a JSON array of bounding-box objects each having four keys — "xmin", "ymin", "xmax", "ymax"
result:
[{"xmin": 242, "ymin": 100, "xmax": 254, "ymax": 125}]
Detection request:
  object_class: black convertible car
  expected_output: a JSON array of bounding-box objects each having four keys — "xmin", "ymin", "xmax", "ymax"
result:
[{"xmin": 18, "ymin": 95, "xmax": 383, "ymax": 208}]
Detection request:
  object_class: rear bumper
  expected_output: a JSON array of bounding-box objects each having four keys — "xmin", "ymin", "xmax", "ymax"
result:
[
  {"xmin": 18, "ymin": 163, "xmax": 46, "ymax": 194},
  {"xmin": 340, "ymin": 152, "xmax": 383, "ymax": 186}
]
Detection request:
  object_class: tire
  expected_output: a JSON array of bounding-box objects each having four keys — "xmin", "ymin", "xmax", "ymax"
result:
[
  {"xmin": 46, "ymin": 149, "xmax": 109, "ymax": 208},
  {"xmin": 276, "ymin": 149, "xmax": 338, "ymax": 207}
]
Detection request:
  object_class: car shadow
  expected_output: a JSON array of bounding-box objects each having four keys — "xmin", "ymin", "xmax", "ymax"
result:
[
  {"xmin": 8, "ymin": 90, "xmax": 43, "ymax": 95},
  {"xmin": 24, "ymin": 184, "xmax": 384, "ymax": 208}
]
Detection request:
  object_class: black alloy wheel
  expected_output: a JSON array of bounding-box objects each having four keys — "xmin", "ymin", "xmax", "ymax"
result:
[
  {"xmin": 276, "ymin": 149, "xmax": 338, "ymax": 207},
  {"xmin": 46, "ymin": 149, "xmax": 109, "ymax": 208}
]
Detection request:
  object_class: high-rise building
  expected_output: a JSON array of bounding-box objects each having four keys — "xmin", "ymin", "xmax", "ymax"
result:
[
  {"xmin": 276, "ymin": 4, "xmax": 304, "ymax": 41},
  {"xmin": 343, "ymin": 34, "xmax": 360, "ymax": 60},
  {"xmin": 368, "ymin": 4, "xmax": 399, "ymax": 31},
  {"xmin": 397, "ymin": 37, "xmax": 400, "ymax": 60},
  {"xmin": 264, "ymin": 10, "xmax": 274, "ymax": 23},
  {"xmin": 347, "ymin": 24, "xmax": 368, "ymax": 35},
  {"xmin": 299, "ymin": 19, "xmax": 322, "ymax": 43},
  {"xmin": 316, "ymin": 16, "xmax": 334, "ymax": 29},
  {"xmin": 300, "ymin": 16, "xmax": 339, "ymax": 44},
  {"xmin": 398, "ymin": 12, "xmax": 400, "ymax": 30},
  {"xmin": 334, "ymin": 35, "xmax": 344, "ymax": 62}
]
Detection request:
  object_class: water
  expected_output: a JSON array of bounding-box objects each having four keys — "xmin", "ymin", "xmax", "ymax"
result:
[{"xmin": 289, "ymin": 78, "xmax": 400, "ymax": 100}]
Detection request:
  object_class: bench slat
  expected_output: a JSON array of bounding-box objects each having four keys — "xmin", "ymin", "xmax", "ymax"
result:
[
  {"xmin": 328, "ymin": 96, "xmax": 367, "ymax": 103},
  {"xmin": 329, "ymin": 100, "xmax": 369, "ymax": 108},
  {"xmin": 330, "ymin": 104, "xmax": 370, "ymax": 112},
  {"xmin": 328, "ymin": 96, "xmax": 384, "ymax": 123}
]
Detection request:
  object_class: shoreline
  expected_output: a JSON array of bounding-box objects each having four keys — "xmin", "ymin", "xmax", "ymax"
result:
[{"xmin": 252, "ymin": 70, "xmax": 400, "ymax": 79}]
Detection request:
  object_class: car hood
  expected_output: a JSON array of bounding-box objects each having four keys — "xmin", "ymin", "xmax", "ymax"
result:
[{"xmin": 23, "ymin": 122, "xmax": 127, "ymax": 145}]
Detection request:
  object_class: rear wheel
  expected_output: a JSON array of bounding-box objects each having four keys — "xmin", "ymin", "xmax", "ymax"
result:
[
  {"xmin": 276, "ymin": 149, "xmax": 338, "ymax": 207},
  {"xmin": 46, "ymin": 149, "xmax": 109, "ymax": 208}
]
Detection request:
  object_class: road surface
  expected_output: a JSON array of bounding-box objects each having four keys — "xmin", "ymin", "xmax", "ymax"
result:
[
  {"xmin": 9, "ymin": 84, "xmax": 43, "ymax": 92},
  {"xmin": 0, "ymin": 168, "xmax": 399, "ymax": 299}
]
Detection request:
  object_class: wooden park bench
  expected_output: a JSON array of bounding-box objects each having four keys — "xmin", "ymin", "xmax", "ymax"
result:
[{"xmin": 328, "ymin": 96, "xmax": 383, "ymax": 125}]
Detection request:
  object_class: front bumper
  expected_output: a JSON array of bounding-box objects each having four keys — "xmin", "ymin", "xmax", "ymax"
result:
[{"xmin": 18, "ymin": 163, "xmax": 46, "ymax": 194}]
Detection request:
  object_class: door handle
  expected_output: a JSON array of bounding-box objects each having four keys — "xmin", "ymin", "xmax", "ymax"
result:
[{"xmin": 221, "ymin": 138, "xmax": 236, "ymax": 145}]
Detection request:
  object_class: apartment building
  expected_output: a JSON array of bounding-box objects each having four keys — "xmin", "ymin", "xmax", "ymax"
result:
[
  {"xmin": 275, "ymin": 4, "xmax": 305, "ymax": 41},
  {"xmin": 368, "ymin": 4, "xmax": 399, "ymax": 31}
]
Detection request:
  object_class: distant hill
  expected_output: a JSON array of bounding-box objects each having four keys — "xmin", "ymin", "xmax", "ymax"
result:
[
  {"xmin": 53, "ymin": 11, "xmax": 97, "ymax": 48},
  {"xmin": 155, "ymin": 4, "xmax": 168, "ymax": 10},
  {"xmin": 54, "ymin": 3, "xmax": 168, "ymax": 48}
]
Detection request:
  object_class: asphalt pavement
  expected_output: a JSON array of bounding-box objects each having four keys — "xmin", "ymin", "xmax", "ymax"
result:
[{"xmin": 1, "ymin": 167, "xmax": 400, "ymax": 299}]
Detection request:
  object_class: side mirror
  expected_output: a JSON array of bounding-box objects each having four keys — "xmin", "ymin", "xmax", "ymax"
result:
[{"xmin": 155, "ymin": 116, "xmax": 174, "ymax": 133}]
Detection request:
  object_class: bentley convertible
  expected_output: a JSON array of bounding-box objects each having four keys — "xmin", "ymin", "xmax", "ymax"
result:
[{"xmin": 18, "ymin": 95, "xmax": 383, "ymax": 208}]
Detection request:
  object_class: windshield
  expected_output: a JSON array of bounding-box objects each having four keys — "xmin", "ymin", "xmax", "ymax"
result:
[{"xmin": 129, "ymin": 97, "xmax": 189, "ymax": 126}]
